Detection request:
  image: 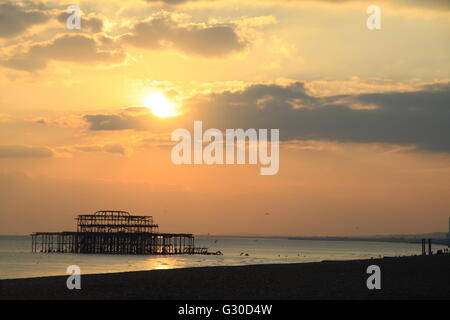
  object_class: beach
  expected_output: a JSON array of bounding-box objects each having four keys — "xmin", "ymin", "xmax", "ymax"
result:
[{"xmin": 1, "ymin": 254, "xmax": 448, "ymax": 300}]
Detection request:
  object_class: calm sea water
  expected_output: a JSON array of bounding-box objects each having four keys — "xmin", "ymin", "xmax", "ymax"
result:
[{"xmin": 0, "ymin": 235, "xmax": 445, "ymax": 279}]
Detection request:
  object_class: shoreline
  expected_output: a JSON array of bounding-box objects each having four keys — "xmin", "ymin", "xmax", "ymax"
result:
[{"xmin": 1, "ymin": 254, "xmax": 449, "ymax": 299}]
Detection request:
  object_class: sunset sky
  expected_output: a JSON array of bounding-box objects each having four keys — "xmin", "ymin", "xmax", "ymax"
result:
[{"xmin": 0, "ymin": 0, "xmax": 449, "ymax": 236}]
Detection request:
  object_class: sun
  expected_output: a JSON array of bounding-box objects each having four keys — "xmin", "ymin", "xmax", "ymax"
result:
[{"xmin": 144, "ymin": 92, "xmax": 179, "ymax": 118}]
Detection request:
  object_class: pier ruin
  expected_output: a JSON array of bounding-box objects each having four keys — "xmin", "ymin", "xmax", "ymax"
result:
[{"xmin": 31, "ymin": 210, "xmax": 210, "ymax": 255}]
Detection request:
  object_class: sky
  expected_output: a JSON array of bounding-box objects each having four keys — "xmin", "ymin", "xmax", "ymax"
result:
[{"xmin": 0, "ymin": 0, "xmax": 449, "ymax": 236}]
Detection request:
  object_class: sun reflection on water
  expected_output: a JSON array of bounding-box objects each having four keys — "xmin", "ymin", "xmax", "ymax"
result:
[{"xmin": 145, "ymin": 257, "xmax": 180, "ymax": 270}]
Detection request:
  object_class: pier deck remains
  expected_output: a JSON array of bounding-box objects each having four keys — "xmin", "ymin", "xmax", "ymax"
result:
[{"xmin": 31, "ymin": 210, "xmax": 209, "ymax": 255}]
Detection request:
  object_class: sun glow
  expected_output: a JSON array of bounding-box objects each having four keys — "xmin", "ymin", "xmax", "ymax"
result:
[{"xmin": 144, "ymin": 92, "xmax": 179, "ymax": 118}]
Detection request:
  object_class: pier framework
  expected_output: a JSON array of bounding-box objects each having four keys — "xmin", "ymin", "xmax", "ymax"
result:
[{"xmin": 31, "ymin": 210, "xmax": 209, "ymax": 255}]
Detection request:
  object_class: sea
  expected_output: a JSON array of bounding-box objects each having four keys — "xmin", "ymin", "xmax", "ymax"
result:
[{"xmin": 0, "ymin": 235, "xmax": 446, "ymax": 280}]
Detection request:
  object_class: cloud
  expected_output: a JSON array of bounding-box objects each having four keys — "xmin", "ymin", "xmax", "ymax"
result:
[
  {"xmin": 315, "ymin": 0, "xmax": 450, "ymax": 11},
  {"xmin": 189, "ymin": 81, "xmax": 450, "ymax": 152},
  {"xmin": 154, "ymin": 0, "xmax": 450, "ymax": 10},
  {"xmin": 83, "ymin": 81, "xmax": 450, "ymax": 153},
  {"xmin": 139, "ymin": 134, "xmax": 174, "ymax": 148},
  {"xmin": 83, "ymin": 111, "xmax": 153, "ymax": 131},
  {"xmin": 146, "ymin": 0, "xmax": 191, "ymax": 4},
  {"xmin": 121, "ymin": 11, "xmax": 250, "ymax": 58},
  {"xmin": 2, "ymin": 33, "xmax": 126, "ymax": 71},
  {"xmin": 0, "ymin": 145, "xmax": 53, "ymax": 158},
  {"xmin": 0, "ymin": 2, "xmax": 50, "ymax": 38},
  {"xmin": 83, "ymin": 106, "xmax": 183, "ymax": 131},
  {"xmin": 2, "ymin": 9, "xmax": 253, "ymax": 71},
  {"xmin": 73, "ymin": 143, "xmax": 126, "ymax": 155}
]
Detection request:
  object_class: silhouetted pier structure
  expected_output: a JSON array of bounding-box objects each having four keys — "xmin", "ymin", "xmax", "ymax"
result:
[{"xmin": 32, "ymin": 210, "xmax": 210, "ymax": 255}]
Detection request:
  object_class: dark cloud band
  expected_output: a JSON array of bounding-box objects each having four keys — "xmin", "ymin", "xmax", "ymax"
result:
[
  {"xmin": 0, "ymin": 145, "xmax": 53, "ymax": 158},
  {"xmin": 83, "ymin": 82, "xmax": 450, "ymax": 153},
  {"xmin": 0, "ymin": 2, "xmax": 50, "ymax": 38}
]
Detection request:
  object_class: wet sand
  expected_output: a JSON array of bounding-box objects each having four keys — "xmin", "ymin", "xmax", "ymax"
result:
[{"xmin": 1, "ymin": 254, "xmax": 449, "ymax": 300}]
